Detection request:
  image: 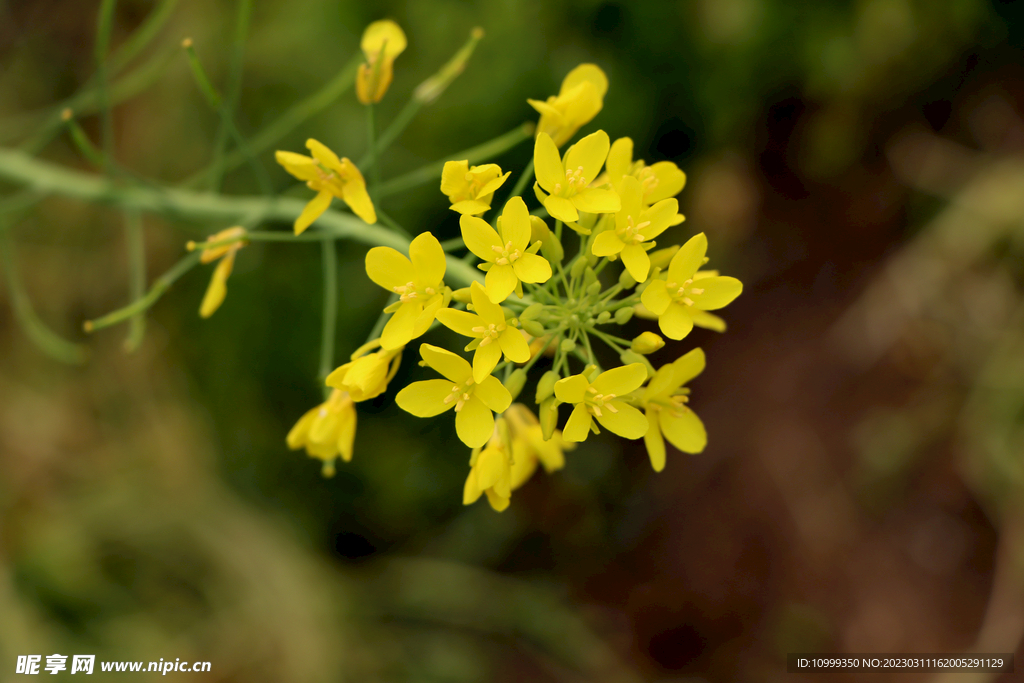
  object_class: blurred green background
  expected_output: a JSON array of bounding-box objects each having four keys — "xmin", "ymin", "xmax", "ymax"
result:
[{"xmin": 2, "ymin": 0, "xmax": 1024, "ymax": 680}]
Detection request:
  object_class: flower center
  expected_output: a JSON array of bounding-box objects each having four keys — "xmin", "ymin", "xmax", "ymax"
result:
[
  {"xmin": 471, "ymin": 322, "xmax": 507, "ymax": 346},
  {"xmin": 392, "ymin": 281, "xmax": 437, "ymax": 303},
  {"xmin": 619, "ymin": 215, "xmax": 651, "ymax": 245},
  {"xmin": 637, "ymin": 166, "xmax": 659, "ymax": 199},
  {"xmin": 443, "ymin": 378, "xmax": 477, "ymax": 412},
  {"xmin": 663, "ymin": 278, "xmax": 704, "ymax": 307},
  {"xmin": 490, "ymin": 240, "xmax": 522, "ymax": 266},
  {"xmin": 584, "ymin": 385, "xmax": 619, "ymax": 418},
  {"xmin": 552, "ymin": 165, "xmax": 588, "ymax": 197}
]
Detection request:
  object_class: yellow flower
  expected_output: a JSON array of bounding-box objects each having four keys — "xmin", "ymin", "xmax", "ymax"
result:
[
  {"xmin": 365, "ymin": 231, "xmax": 449, "ymax": 350},
  {"xmin": 505, "ymin": 403, "xmax": 572, "ymax": 490},
  {"xmin": 435, "ymin": 280, "xmax": 530, "ymax": 383},
  {"xmin": 461, "ymin": 196, "xmax": 552, "ymax": 303},
  {"xmin": 640, "ymin": 233, "xmax": 743, "ymax": 340},
  {"xmin": 641, "ymin": 349, "xmax": 707, "ymax": 472},
  {"xmin": 463, "ymin": 419, "xmax": 513, "ymax": 511},
  {"xmin": 356, "ymin": 19, "xmax": 407, "ymax": 104},
  {"xmin": 396, "ymin": 344, "xmax": 512, "ymax": 448},
  {"xmin": 275, "ymin": 139, "xmax": 376, "ymax": 233},
  {"xmin": 533, "ymin": 130, "xmax": 620, "ymax": 224},
  {"xmin": 325, "ymin": 338, "xmax": 402, "ymax": 402},
  {"xmin": 527, "ymin": 63, "xmax": 608, "ymax": 147},
  {"xmin": 441, "ymin": 160, "xmax": 511, "ymax": 215},
  {"xmin": 554, "ymin": 364, "xmax": 649, "ymax": 442},
  {"xmin": 604, "ymin": 136, "xmax": 687, "ymax": 212},
  {"xmin": 590, "ymin": 175, "xmax": 677, "ymax": 282},
  {"xmin": 197, "ymin": 226, "xmax": 246, "ymax": 318},
  {"xmin": 286, "ymin": 388, "xmax": 357, "ymax": 476}
]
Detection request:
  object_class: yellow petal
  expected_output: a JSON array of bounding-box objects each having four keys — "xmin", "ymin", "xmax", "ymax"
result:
[
  {"xmin": 460, "ymin": 215, "xmax": 502, "ymax": 262},
  {"xmin": 412, "ymin": 293, "xmax": 446, "ymax": 339},
  {"xmin": 365, "ymin": 246, "xmax": 412, "ymax": 291},
  {"xmin": 616, "ymin": 175, "xmax": 644, "ymax": 224},
  {"xmin": 640, "ymin": 198, "xmax": 678, "ymax": 239},
  {"xmin": 660, "ymin": 408, "xmax": 707, "ymax": 454},
  {"xmin": 646, "ymin": 162, "xmax": 686, "ymax": 203},
  {"xmin": 341, "ymin": 173, "xmax": 377, "ymax": 224},
  {"xmin": 381, "ymin": 300, "xmax": 421, "ymax": 349},
  {"xmin": 533, "ymin": 132, "xmax": 565, "ymax": 193},
  {"xmin": 295, "ymin": 190, "xmax": 333, "ymax": 235},
  {"xmin": 620, "ymin": 244, "xmax": 650, "ymax": 283},
  {"xmin": 672, "ymin": 348, "xmax": 706, "ymax": 387},
  {"xmin": 511, "ymin": 253, "xmax": 551, "ymax": 285},
  {"xmin": 440, "ymin": 159, "xmax": 470, "ymax": 197},
  {"xmin": 562, "ymin": 403, "xmax": 592, "ymax": 442},
  {"xmin": 643, "ymin": 364, "xmax": 678, "ymax": 402},
  {"xmin": 560, "ymin": 63, "xmax": 608, "ymax": 99},
  {"xmin": 572, "ymin": 187, "xmax": 620, "ymax": 214},
  {"xmin": 499, "ymin": 196, "xmax": 531, "ymax": 251},
  {"xmin": 554, "ymin": 374, "xmax": 589, "ymax": 404},
  {"xmin": 668, "ymin": 232, "xmax": 707, "ymax": 284},
  {"xmin": 692, "ymin": 276, "xmax": 742, "ymax": 310},
  {"xmin": 475, "ymin": 446, "xmax": 507, "ymax": 490},
  {"xmin": 659, "ymin": 302, "xmax": 694, "ymax": 340},
  {"xmin": 592, "ymin": 229, "xmax": 624, "ymax": 257},
  {"xmin": 477, "ymin": 170, "xmax": 511, "ymax": 197},
  {"xmin": 498, "ymin": 328, "xmax": 531, "ymax": 363},
  {"xmin": 286, "ymin": 406, "xmax": 319, "ymax": 449},
  {"xmin": 410, "ymin": 231, "xmax": 446, "ymax": 286},
  {"xmin": 473, "ymin": 341, "xmax": 502, "ymax": 384},
  {"xmin": 543, "ymin": 195, "xmax": 579, "ymax": 223},
  {"xmin": 484, "ymin": 263, "xmax": 517, "ymax": 303},
  {"xmin": 592, "ymin": 363, "xmax": 647, "ymax": 396},
  {"xmin": 606, "ymin": 137, "xmax": 634, "ymax": 181},
  {"xmin": 469, "ymin": 280, "xmax": 504, "ymax": 325},
  {"xmin": 361, "ymin": 19, "xmax": 407, "ymax": 60},
  {"xmin": 474, "ymin": 375, "xmax": 512, "ymax": 413},
  {"xmin": 691, "ymin": 310, "xmax": 727, "ymax": 332},
  {"xmin": 450, "ymin": 199, "xmax": 491, "ymax": 215},
  {"xmin": 335, "ymin": 401, "xmax": 356, "ymax": 462},
  {"xmin": 640, "ymin": 279, "xmax": 671, "ymax": 315},
  {"xmin": 484, "ymin": 488, "xmax": 511, "ymax": 512},
  {"xmin": 396, "ymin": 379, "xmax": 457, "ymax": 417},
  {"xmin": 456, "ymin": 395, "xmax": 494, "ymax": 448},
  {"xmin": 436, "ymin": 308, "xmax": 481, "ymax": 338},
  {"xmin": 564, "ymin": 130, "xmax": 609, "ymax": 185},
  {"xmin": 275, "ymin": 151, "xmax": 319, "ymax": 182},
  {"xmin": 305, "ymin": 139, "xmax": 345, "ymax": 175},
  {"xmin": 463, "ymin": 466, "xmax": 483, "ymax": 504},
  {"xmin": 420, "ymin": 343, "xmax": 473, "ymax": 383},
  {"xmin": 644, "ymin": 409, "xmax": 666, "ymax": 471},
  {"xmin": 595, "ymin": 401, "xmax": 648, "ymax": 439},
  {"xmin": 199, "ymin": 251, "xmax": 235, "ymax": 318}
]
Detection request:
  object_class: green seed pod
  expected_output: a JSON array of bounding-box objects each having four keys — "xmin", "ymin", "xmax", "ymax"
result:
[
  {"xmin": 596, "ymin": 311, "xmax": 611, "ymax": 324},
  {"xmin": 504, "ymin": 369, "xmax": 527, "ymax": 401},
  {"xmin": 570, "ymin": 256, "xmax": 587, "ymax": 279},
  {"xmin": 618, "ymin": 269, "xmax": 637, "ymax": 289},
  {"xmin": 560, "ymin": 338, "xmax": 576, "ymax": 353},
  {"xmin": 520, "ymin": 303, "xmax": 544, "ymax": 321},
  {"xmin": 521, "ymin": 319, "xmax": 545, "ymax": 337},
  {"xmin": 631, "ymin": 331, "xmax": 665, "ymax": 355},
  {"xmin": 614, "ymin": 307, "xmax": 634, "ymax": 325},
  {"xmin": 619, "ymin": 349, "xmax": 655, "ymax": 378},
  {"xmin": 539, "ymin": 397, "xmax": 559, "ymax": 441},
  {"xmin": 536, "ymin": 370, "xmax": 560, "ymax": 403}
]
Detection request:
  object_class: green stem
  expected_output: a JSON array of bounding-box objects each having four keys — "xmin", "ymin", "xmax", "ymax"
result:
[
  {"xmin": 439, "ymin": 237, "xmax": 464, "ymax": 252},
  {"xmin": 123, "ymin": 209, "xmax": 147, "ymax": 351},
  {"xmin": 367, "ymin": 293, "xmax": 399, "ymax": 342},
  {"xmin": 0, "ymin": 147, "xmax": 483, "ymax": 278},
  {"xmin": 84, "ymin": 251, "xmax": 201, "ymax": 331},
  {"xmin": 376, "ymin": 122, "xmax": 533, "ymax": 199},
  {"xmin": 358, "ymin": 99, "xmax": 421, "ymax": 170},
  {"xmin": 366, "ymin": 103, "xmax": 380, "ymax": 196},
  {"xmin": 376, "ymin": 208, "xmax": 412, "ymax": 239},
  {"xmin": 505, "ymin": 157, "xmax": 535, "ymax": 202},
  {"xmin": 319, "ymin": 238, "xmax": 337, "ymax": 390},
  {"xmin": 94, "ymin": 0, "xmax": 118, "ymax": 170},
  {"xmin": 210, "ymin": 0, "xmax": 253, "ymax": 191}
]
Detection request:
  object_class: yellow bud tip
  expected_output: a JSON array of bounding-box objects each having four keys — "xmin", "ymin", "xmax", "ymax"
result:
[
  {"xmin": 83, "ymin": 320, "xmax": 95, "ymax": 333},
  {"xmin": 471, "ymin": 27, "xmax": 485, "ymax": 39},
  {"xmin": 60, "ymin": 108, "xmax": 73, "ymax": 122},
  {"xmin": 185, "ymin": 240, "xmax": 197, "ymax": 251},
  {"xmin": 181, "ymin": 37, "xmax": 193, "ymax": 48}
]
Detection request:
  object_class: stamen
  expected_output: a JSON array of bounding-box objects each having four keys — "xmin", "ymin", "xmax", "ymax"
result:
[{"xmin": 690, "ymin": 288, "xmax": 704, "ymax": 295}]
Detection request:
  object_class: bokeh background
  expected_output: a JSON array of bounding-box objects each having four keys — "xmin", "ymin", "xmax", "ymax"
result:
[{"xmin": 2, "ymin": 0, "xmax": 1024, "ymax": 680}]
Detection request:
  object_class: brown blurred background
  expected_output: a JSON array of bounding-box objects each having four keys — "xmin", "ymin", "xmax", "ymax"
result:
[{"xmin": 2, "ymin": 0, "xmax": 1024, "ymax": 681}]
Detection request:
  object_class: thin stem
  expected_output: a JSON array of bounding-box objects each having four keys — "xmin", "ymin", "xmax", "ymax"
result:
[
  {"xmin": 94, "ymin": 0, "xmax": 118, "ymax": 171},
  {"xmin": 319, "ymin": 238, "xmax": 338, "ymax": 391},
  {"xmin": 580, "ymin": 329, "xmax": 596, "ymax": 366},
  {"xmin": 367, "ymin": 293, "xmax": 399, "ymax": 342},
  {"xmin": 366, "ymin": 103, "xmax": 380, "ymax": 196},
  {"xmin": 84, "ymin": 251, "xmax": 202, "ymax": 332},
  {"xmin": 505, "ymin": 157, "xmax": 535, "ymax": 202},
  {"xmin": 64, "ymin": 116, "xmax": 106, "ymax": 168},
  {"xmin": 376, "ymin": 208, "xmax": 412, "ymax": 239},
  {"xmin": 358, "ymin": 99, "xmax": 421, "ymax": 170},
  {"xmin": 376, "ymin": 122, "xmax": 533, "ymax": 199},
  {"xmin": 123, "ymin": 209, "xmax": 147, "ymax": 351},
  {"xmin": 210, "ymin": 0, "xmax": 253, "ymax": 191},
  {"xmin": 589, "ymin": 327, "xmax": 626, "ymax": 354},
  {"xmin": 440, "ymin": 237, "xmax": 464, "ymax": 252}
]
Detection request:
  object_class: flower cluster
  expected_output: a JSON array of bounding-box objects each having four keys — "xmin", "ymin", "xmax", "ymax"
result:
[{"xmin": 276, "ymin": 21, "xmax": 743, "ymax": 509}]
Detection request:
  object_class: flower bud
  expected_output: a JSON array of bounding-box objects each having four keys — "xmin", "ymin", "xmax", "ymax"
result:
[
  {"xmin": 356, "ymin": 20, "xmax": 407, "ymax": 105},
  {"xmin": 541, "ymin": 232, "xmax": 564, "ymax": 264},
  {"xmin": 570, "ymin": 256, "xmax": 587, "ymax": 279},
  {"xmin": 560, "ymin": 338, "xmax": 576, "ymax": 353},
  {"xmin": 596, "ymin": 311, "xmax": 611, "ymax": 324},
  {"xmin": 620, "ymin": 350, "xmax": 655, "ymax": 378},
  {"xmin": 451, "ymin": 287, "xmax": 473, "ymax": 304},
  {"xmin": 539, "ymin": 396, "xmax": 559, "ymax": 441},
  {"xmin": 520, "ymin": 303, "xmax": 544, "ymax": 321},
  {"xmin": 618, "ymin": 268, "xmax": 637, "ymax": 289},
  {"xmin": 586, "ymin": 281, "xmax": 602, "ymax": 296},
  {"xmin": 536, "ymin": 370, "xmax": 560, "ymax": 403},
  {"xmin": 504, "ymin": 369, "xmax": 527, "ymax": 401},
  {"xmin": 649, "ymin": 244, "xmax": 680, "ymax": 270},
  {"xmin": 521, "ymin": 320, "xmax": 545, "ymax": 337},
  {"xmin": 615, "ymin": 307, "xmax": 634, "ymax": 325},
  {"xmin": 631, "ymin": 331, "xmax": 665, "ymax": 355},
  {"xmin": 529, "ymin": 215, "xmax": 550, "ymax": 243}
]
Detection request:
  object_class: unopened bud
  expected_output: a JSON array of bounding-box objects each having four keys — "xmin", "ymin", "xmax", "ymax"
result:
[
  {"xmin": 536, "ymin": 370, "xmax": 560, "ymax": 403},
  {"xmin": 618, "ymin": 269, "xmax": 637, "ymax": 288},
  {"xmin": 451, "ymin": 287, "xmax": 472, "ymax": 304},
  {"xmin": 631, "ymin": 331, "xmax": 665, "ymax": 355},
  {"xmin": 539, "ymin": 397, "xmax": 559, "ymax": 441},
  {"xmin": 529, "ymin": 215, "xmax": 550, "ymax": 243},
  {"xmin": 520, "ymin": 303, "xmax": 544, "ymax": 321},
  {"xmin": 586, "ymin": 281, "xmax": 602, "ymax": 296},
  {"xmin": 560, "ymin": 338, "xmax": 576, "ymax": 353},
  {"xmin": 619, "ymin": 350, "xmax": 655, "ymax": 379},
  {"xmin": 570, "ymin": 256, "xmax": 587, "ymax": 279},
  {"xmin": 504, "ymin": 369, "xmax": 527, "ymax": 401},
  {"xmin": 521, "ymin": 320, "xmax": 545, "ymax": 337},
  {"xmin": 596, "ymin": 311, "xmax": 611, "ymax": 324},
  {"xmin": 614, "ymin": 307, "xmax": 634, "ymax": 325}
]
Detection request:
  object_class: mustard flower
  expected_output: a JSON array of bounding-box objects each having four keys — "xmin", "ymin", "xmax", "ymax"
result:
[
  {"xmin": 505, "ymin": 403, "xmax": 572, "ymax": 490},
  {"xmin": 527, "ymin": 63, "xmax": 608, "ymax": 147},
  {"xmin": 534, "ymin": 130, "xmax": 620, "ymax": 224},
  {"xmin": 441, "ymin": 160, "xmax": 511, "ymax": 215},
  {"xmin": 641, "ymin": 349, "xmax": 707, "ymax": 472},
  {"xmin": 356, "ymin": 19, "xmax": 407, "ymax": 104},
  {"xmin": 630, "ymin": 331, "xmax": 665, "ymax": 355},
  {"xmin": 461, "ymin": 196, "xmax": 552, "ymax": 303},
  {"xmin": 605, "ymin": 136, "xmax": 687, "ymax": 209},
  {"xmin": 365, "ymin": 232, "xmax": 449, "ymax": 350},
  {"xmin": 286, "ymin": 388, "xmax": 356, "ymax": 477},
  {"xmin": 590, "ymin": 175, "xmax": 677, "ymax": 282},
  {"xmin": 554, "ymin": 364, "xmax": 649, "ymax": 442},
  {"xmin": 396, "ymin": 344, "xmax": 512, "ymax": 448},
  {"xmin": 435, "ymin": 281, "xmax": 530, "ymax": 383},
  {"xmin": 197, "ymin": 226, "xmax": 246, "ymax": 318},
  {"xmin": 325, "ymin": 338, "xmax": 402, "ymax": 402},
  {"xmin": 463, "ymin": 419, "xmax": 513, "ymax": 511},
  {"xmin": 640, "ymin": 233, "xmax": 743, "ymax": 340},
  {"xmin": 275, "ymin": 139, "xmax": 376, "ymax": 233}
]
